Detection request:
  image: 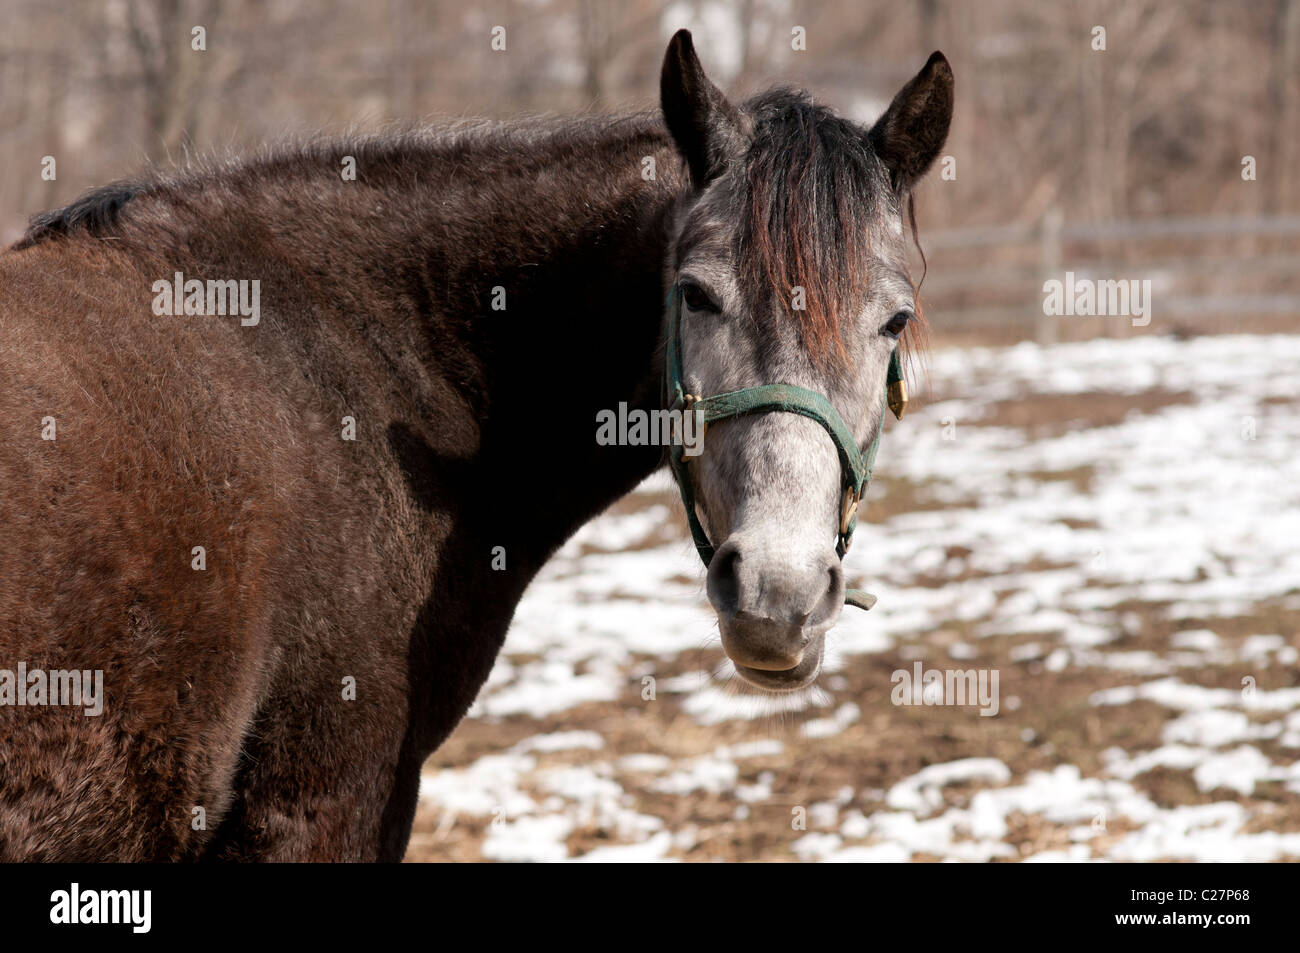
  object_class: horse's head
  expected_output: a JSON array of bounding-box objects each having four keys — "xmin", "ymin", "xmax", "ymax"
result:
[{"xmin": 659, "ymin": 30, "xmax": 952, "ymax": 691}]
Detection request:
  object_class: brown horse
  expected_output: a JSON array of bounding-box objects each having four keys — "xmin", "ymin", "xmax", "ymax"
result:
[{"xmin": 0, "ymin": 31, "xmax": 951, "ymax": 860}]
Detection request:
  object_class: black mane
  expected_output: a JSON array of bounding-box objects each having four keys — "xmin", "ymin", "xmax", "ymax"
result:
[{"xmin": 15, "ymin": 181, "xmax": 148, "ymax": 250}]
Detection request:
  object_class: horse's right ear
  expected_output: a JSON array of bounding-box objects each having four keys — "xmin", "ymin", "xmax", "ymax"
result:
[{"xmin": 660, "ymin": 29, "xmax": 744, "ymax": 189}]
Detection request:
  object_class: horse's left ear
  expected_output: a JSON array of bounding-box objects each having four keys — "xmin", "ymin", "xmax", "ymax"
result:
[
  {"xmin": 660, "ymin": 29, "xmax": 745, "ymax": 189},
  {"xmin": 867, "ymin": 51, "xmax": 954, "ymax": 194}
]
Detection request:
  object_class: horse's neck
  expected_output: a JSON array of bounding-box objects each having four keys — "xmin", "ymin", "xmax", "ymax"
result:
[
  {"xmin": 384, "ymin": 128, "xmax": 684, "ymax": 583},
  {"xmin": 133, "ymin": 119, "xmax": 683, "ymax": 587}
]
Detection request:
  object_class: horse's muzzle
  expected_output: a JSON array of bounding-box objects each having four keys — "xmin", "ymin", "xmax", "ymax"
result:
[{"xmin": 706, "ymin": 538, "xmax": 843, "ymax": 689}]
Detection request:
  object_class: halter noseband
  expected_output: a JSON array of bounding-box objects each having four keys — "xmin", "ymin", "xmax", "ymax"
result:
[{"xmin": 663, "ymin": 284, "xmax": 907, "ymax": 612}]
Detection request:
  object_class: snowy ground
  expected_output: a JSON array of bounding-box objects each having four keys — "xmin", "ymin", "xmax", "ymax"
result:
[{"xmin": 408, "ymin": 333, "xmax": 1300, "ymax": 862}]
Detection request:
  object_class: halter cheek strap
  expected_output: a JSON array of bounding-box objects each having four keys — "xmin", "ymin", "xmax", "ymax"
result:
[{"xmin": 663, "ymin": 284, "xmax": 906, "ymax": 612}]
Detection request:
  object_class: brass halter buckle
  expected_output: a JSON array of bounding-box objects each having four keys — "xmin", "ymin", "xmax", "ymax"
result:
[
  {"xmin": 680, "ymin": 393, "xmax": 706, "ymax": 445},
  {"xmin": 839, "ymin": 485, "xmax": 860, "ymax": 545},
  {"xmin": 888, "ymin": 376, "xmax": 908, "ymax": 420}
]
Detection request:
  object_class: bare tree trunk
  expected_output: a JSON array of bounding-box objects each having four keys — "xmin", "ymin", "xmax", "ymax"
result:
[
  {"xmin": 1275, "ymin": 0, "xmax": 1300, "ymax": 213},
  {"xmin": 579, "ymin": 0, "xmax": 609, "ymax": 106},
  {"xmin": 126, "ymin": 0, "xmax": 217, "ymax": 159}
]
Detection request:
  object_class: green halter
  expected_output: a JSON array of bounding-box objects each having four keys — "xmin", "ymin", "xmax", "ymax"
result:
[{"xmin": 663, "ymin": 284, "xmax": 906, "ymax": 612}]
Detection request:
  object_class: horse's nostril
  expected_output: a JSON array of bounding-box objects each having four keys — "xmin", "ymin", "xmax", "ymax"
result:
[
  {"xmin": 709, "ymin": 539, "xmax": 845, "ymax": 631},
  {"xmin": 809, "ymin": 558, "xmax": 846, "ymax": 627},
  {"xmin": 706, "ymin": 540, "xmax": 743, "ymax": 616}
]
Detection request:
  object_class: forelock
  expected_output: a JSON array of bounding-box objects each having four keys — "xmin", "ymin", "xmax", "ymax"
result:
[{"xmin": 737, "ymin": 88, "xmax": 893, "ymax": 367}]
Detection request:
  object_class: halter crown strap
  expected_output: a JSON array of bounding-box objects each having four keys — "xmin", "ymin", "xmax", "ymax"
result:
[{"xmin": 663, "ymin": 285, "xmax": 905, "ymax": 612}]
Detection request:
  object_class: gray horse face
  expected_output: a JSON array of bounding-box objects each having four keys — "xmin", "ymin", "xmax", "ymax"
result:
[
  {"xmin": 660, "ymin": 31, "xmax": 953, "ymax": 691},
  {"xmin": 673, "ymin": 188, "xmax": 914, "ymax": 692}
]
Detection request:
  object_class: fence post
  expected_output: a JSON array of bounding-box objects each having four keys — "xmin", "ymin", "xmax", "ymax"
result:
[{"xmin": 1038, "ymin": 206, "xmax": 1063, "ymax": 346}]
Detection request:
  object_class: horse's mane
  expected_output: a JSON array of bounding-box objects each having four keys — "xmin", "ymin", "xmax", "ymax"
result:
[
  {"xmin": 11, "ymin": 114, "xmax": 669, "ymax": 252},
  {"xmin": 15, "ymin": 181, "xmax": 148, "ymax": 249}
]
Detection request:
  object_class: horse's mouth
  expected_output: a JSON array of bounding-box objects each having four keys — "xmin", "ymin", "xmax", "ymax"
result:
[{"xmin": 728, "ymin": 633, "xmax": 825, "ymax": 693}]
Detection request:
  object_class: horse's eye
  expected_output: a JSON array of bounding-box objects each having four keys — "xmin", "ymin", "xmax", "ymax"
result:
[
  {"xmin": 883, "ymin": 310, "xmax": 912, "ymax": 338},
  {"xmin": 680, "ymin": 281, "xmax": 719, "ymax": 314}
]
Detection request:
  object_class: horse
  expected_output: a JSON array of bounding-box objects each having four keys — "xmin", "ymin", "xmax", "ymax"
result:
[{"xmin": 0, "ymin": 30, "xmax": 952, "ymax": 861}]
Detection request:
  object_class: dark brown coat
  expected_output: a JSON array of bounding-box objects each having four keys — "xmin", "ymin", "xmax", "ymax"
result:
[{"xmin": 0, "ymin": 118, "xmax": 680, "ymax": 860}]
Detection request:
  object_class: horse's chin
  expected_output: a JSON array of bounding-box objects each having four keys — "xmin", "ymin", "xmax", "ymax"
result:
[{"xmin": 727, "ymin": 633, "xmax": 825, "ymax": 693}]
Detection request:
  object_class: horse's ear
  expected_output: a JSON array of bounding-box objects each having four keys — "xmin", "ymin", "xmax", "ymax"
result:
[
  {"xmin": 660, "ymin": 29, "xmax": 744, "ymax": 189},
  {"xmin": 867, "ymin": 51, "xmax": 954, "ymax": 194}
]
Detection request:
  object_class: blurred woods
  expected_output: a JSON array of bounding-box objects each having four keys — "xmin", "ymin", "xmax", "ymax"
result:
[{"xmin": 2, "ymin": 0, "xmax": 1296, "ymax": 338}]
